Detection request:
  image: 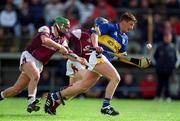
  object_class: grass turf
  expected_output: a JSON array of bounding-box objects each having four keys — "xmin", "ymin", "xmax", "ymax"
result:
[{"xmin": 0, "ymin": 98, "xmax": 180, "ymax": 121}]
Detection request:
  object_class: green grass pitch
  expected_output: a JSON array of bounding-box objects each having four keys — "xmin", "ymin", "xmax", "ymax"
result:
[{"xmin": 0, "ymin": 98, "xmax": 180, "ymax": 121}]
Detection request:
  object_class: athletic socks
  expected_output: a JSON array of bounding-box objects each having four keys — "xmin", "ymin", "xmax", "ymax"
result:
[
  {"xmin": 28, "ymin": 96, "xmax": 35, "ymax": 105},
  {"xmin": 102, "ymin": 98, "xmax": 111, "ymax": 108},
  {"xmin": 52, "ymin": 92, "xmax": 61, "ymax": 101},
  {"xmin": 0, "ymin": 91, "xmax": 5, "ymax": 100},
  {"xmin": 51, "ymin": 91, "xmax": 67, "ymax": 101},
  {"xmin": 51, "ymin": 85, "xmax": 71, "ymax": 101}
]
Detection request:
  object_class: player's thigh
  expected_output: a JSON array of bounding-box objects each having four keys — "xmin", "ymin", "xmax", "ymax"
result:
[
  {"xmin": 74, "ymin": 69, "xmax": 84, "ymax": 80},
  {"xmin": 95, "ymin": 61, "xmax": 120, "ymax": 81},
  {"xmin": 79, "ymin": 70, "xmax": 100, "ymax": 88},
  {"xmin": 69, "ymin": 71, "xmax": 83, "ymax": 84},
  {"xmin": 69, "ymin": 76, "xmax": 77, "ymax": 85},
  {"xmin": 69, "ymin": 69, "xmax": 87, "ymax": 84},
  {"xmin": 22, "ymin": 62, "xmax": 40, "ymax": 79},
  {"xmin": 13, "ymin": 72, "xmax": 30, "ymax": 90}
]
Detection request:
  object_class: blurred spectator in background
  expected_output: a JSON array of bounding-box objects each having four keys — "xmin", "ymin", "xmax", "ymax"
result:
[
  {"xmin": 64, "ymin": 0, "xmax": 80, "ymax": 29},
  {"xmin": 0, "ymin": 3, "xmax": 17, "ymax": 52},
  {"xmin": 128, "ymin": 0, "xmax": 138, "ymax": 9},
  {"xmin": 16, "ymin": 1, "xmax": 34, "ymax": 37},
  {"xmin": 153, "ymin": 31, "xmax": 178, "ymax": 102},
  {"xmin": 4, "ymin": 0, "xmax": 19, "ymax": 11},
  {"xmin": 140, "ymin": 0, "xmax": 149, "ymax": 9},
  {"xmin": 16, "ymin": 1, "xmax": 35, "ymax": 51},
  {"xmin": 83, "ymin": 0, "xmax": 118, "ymax": 29},
  {"xmin": 153, "ymin": 13, "xmax": 163, "ymax": 45},
  {"xmin": 78, "ymin": 0, "xmax": 95, "ymax": 25},
  {"xmin": 91, "ymin": 0, "xmax": 117, "ymax": 22},
  {"xmin": 29, "ymin": 0, "xmax": 45, "ymax": 29},
  {"xmin": 13, "ymin": 0, "xmax": 23, "ymax": 8},
  {"xmin": 118, "ymin": 71, "xmax": 139, "ymax": 99},
  {"xmin": 165, "ymin": 0, "xmax": 179, "ymax": 9},
  {"xmin": 169, "ymin": 16, "xmax": 180, "ymax": 52},
  {"xmin": 163, "ymin": 21, "xmax": 177, "ymax": 44},
  {"xmin": 44, "ymin": 0, "xmax": 65, "ymax": 25},
  {"xmin": 153, "ymin": 16, "xmax": 177, "ymax": 49},
  {"xmin": 63, "ymin": 0, "xmax": 95, "ymax": 28},
  {"xmin": 65, "ymin": 5, "xmax": 80, "ymax": 29},
  {"xmin": 140, "ymin": 74, "xmax": 157, "ymax": 99}
]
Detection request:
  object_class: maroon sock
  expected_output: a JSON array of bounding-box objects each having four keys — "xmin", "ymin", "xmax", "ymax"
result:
[{"xmin": 51, "ymin": 101, "xmax": 60, "ymax": 111}]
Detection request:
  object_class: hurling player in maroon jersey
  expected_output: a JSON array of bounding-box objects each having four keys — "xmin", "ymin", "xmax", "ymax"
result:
[
  {"xmin": 65, "ymin": 29, "xmax": 93, "ymax": 84},
  {"xmin": 0, "ymin": 16, "xmax": 75, "ymax": 113}
]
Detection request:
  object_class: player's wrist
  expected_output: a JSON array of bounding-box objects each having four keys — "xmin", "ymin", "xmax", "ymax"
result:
[{"xmin": 58, "ymin": 45, "xmax": 64, "ymax": 51}]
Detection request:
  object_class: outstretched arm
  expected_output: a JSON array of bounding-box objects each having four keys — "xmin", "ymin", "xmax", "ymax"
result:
[
  {"xmin": 39, "ymin": 26, "xmax": 68, "ymax": 55},
  {"xmin": 41, "ymin": 35, "xmax": 68, "ymax": 54}
]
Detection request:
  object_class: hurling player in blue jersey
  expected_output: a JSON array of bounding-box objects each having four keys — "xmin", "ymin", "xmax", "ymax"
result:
[{"xmin": 94, "ymin": 13, "xmax": 150, "ymax": 68}]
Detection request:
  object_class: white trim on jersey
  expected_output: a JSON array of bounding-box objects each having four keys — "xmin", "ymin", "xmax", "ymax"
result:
[{"xmin": 71, "ymin": 29, "xmax": 82, "ymax": 40}]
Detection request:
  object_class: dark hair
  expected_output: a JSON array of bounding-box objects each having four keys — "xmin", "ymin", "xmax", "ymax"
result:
[{"xmin": 120, "ymin": 12, "xmax": 137, "ymax": 23}]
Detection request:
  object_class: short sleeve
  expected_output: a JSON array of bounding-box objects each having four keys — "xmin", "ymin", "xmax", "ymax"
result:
[{"xmin": 38, "ymin": 26, "xmax": 50, "ymax": 33}]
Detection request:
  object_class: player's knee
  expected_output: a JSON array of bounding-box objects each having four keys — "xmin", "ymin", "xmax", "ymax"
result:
[
  {"xmin": 117, "ymin": 75, "xmax": 121, "ymax": 82},
  {"xmin": 32, "ymin": 74, "xmax": 40, "ymax": 82},
  {"xmin": 111, "ymin": 75, "xmax": 121, "ymax": 83}
]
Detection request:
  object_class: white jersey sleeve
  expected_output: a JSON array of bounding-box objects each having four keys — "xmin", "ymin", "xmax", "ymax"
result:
[
  {"xmin": 38, "ymin": 26, "xmax": 50, "ymax": 33},
  {"xmin": 71, "ymin": 29, "xmax": 82, "ymax": 39}
]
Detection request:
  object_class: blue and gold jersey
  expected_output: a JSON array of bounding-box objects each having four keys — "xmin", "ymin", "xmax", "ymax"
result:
[{"xmin": 94, "ymin": 23, "xmax": 128, "ymax": 61}]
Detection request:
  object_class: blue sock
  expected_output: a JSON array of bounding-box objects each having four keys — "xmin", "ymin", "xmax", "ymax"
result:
[{"xmin": 102, "ymin": 98, "xmax": 111, "ymax": 108}]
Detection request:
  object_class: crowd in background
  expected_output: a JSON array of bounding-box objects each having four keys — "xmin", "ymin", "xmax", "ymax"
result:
[
  {"xmin": 0, "ymin": 0, "xmax": 180, "ymax": 101},
  {"xmin": 0, "ymin": 0, "xmax": 179, "ymax": 53}
]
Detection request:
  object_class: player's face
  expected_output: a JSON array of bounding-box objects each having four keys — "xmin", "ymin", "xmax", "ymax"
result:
[
  {"xmin": 123, "ymin": 20, "xmax": 135, "ymax": 33},
  {"xmin": 60, "ymin": 24, "xmax": 70, "ymax": 33},
  {"xmin": 54, "ymin": 23, "xmax": 70, "ymax": 36}
]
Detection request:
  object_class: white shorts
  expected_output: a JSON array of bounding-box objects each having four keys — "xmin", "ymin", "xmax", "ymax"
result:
[
  {"xmin": 19, "ymin": 51, "xmax": 43, "ymax": 73},
  {"xmin": 66, "ymin": 59, "xmax": 86, "ymax": 77},
  {"xmin": 88, "ymin": 51, "xmax": 108, "ymax": 71}
]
